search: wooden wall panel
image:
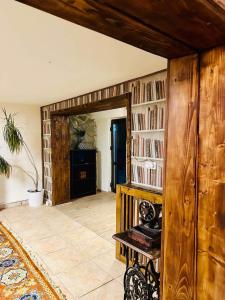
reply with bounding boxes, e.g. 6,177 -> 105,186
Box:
51,115 -> 70,205
197,46 -> 225,299
162,55 -> 199,299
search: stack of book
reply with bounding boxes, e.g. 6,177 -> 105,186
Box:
132,105 -> 165,131
131,79 -> 166,105
131,136 -> 164,158
132,164 -> 163,188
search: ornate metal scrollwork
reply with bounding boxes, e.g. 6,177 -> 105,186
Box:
145,261 -> 160,300
124,266 -> 149,300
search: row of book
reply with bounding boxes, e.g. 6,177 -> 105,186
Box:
43,122 -> 51,135
132,105 -> 165,131
44,165 -> 52,177
132,164 -> 163,188
131,136 -> 164,158
131,79 -> 166,105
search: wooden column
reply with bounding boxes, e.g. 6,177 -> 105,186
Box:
197,46 -> 225,299
162,55 -> 199,299
51,115 -> 70,205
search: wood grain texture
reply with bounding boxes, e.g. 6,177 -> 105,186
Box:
51,115 -> 70,205
162,55 -> 199,299
51,94 -> 130,116
197,46 -> 225,299
16,0 -> 193,58
101,0 -> 225,50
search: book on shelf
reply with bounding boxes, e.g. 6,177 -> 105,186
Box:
131,136 -> 164,159
132,105 -> 165,131
131,163 -> 163,188
131,78 -> 166,105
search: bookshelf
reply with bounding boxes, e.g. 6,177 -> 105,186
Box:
132,98 -> 166,107
131,156 -> 163,161
132,129 -> 164,133
131,70 -> 166,192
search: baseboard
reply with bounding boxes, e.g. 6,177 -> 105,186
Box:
0,199 -> 28,210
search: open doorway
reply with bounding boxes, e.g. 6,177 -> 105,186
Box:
111,118 -> 127,192
69,107 -> 127,199
50,94 -> 131,206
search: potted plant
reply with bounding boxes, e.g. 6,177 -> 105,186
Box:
0,109 -> 43,207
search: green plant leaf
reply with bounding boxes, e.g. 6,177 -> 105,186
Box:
2,108 -> 23,153
0,155 -> 11,177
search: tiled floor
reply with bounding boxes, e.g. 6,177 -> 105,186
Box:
0,192 -> 124,299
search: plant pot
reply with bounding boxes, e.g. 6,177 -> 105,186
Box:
27,189 -> 44,207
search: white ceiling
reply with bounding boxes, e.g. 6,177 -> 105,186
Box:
0,0 -> 167,106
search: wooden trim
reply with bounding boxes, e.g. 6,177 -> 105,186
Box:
50,94 -> 132,204
51,115 -> 70,206
197,45 -> 225,299
120,184 -> 162,204
160,63 -> 170,298
116,184 -> 122,260
162,54 -> 199,300
41,69 -> 167,109
50,93 -> 130,115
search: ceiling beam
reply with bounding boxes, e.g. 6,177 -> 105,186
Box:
16,0 -> 193,59
100,0 -> 225,50
16,0 -> 225,58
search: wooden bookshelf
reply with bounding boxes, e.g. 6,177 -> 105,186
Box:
131,181 -> 163,191
131,70 -> 166,192
132,98 -> 166,107
132,156 -> 163,161
132,129 -> 164,133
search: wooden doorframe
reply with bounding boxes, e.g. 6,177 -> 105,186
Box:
50,93 -> 132,206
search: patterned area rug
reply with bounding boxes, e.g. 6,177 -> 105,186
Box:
0,223 -> 65,300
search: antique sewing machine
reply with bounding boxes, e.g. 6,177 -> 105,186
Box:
113,201 -> 162,300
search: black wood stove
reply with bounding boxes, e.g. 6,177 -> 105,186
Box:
113,201 -> 162,300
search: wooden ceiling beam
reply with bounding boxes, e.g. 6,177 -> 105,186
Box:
100,0 -> 225,51
16,0 -> 225,58
16,0 -> 194,58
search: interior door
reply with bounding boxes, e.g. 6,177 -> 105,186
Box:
51,115 -> 70,205
111,118 -> 127,192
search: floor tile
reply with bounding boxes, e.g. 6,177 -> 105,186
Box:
91,249 -> 125,278
80,279 -> 124,300
29,234 -> 69,255
42,246 -> 87,274
57,261 -> 113,297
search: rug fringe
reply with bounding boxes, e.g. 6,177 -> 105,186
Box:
1,221 -> 67,300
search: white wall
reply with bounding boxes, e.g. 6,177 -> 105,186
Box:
0,103 -> 42,204
0,1 -> 167,105
90,108 -> 126,192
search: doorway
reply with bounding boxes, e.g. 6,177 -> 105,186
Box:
50,94 -> 131,205
111,118 -> 127,192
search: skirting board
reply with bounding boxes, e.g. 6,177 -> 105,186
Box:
0,199 -> 28,210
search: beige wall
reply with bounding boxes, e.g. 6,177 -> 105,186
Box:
0,1 -> 167,106
0,103 -> 42,204
91,108 -> 127,192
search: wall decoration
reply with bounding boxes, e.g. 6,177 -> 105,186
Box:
70,114 -> 96,150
